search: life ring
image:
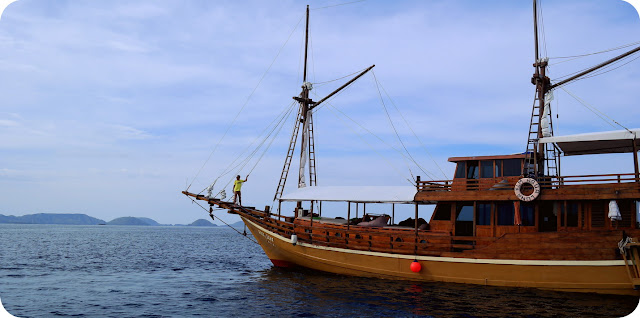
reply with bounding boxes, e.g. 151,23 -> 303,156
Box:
514,178 -> 540,202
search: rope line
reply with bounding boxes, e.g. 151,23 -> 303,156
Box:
578,54 -> 640,81
187,15 -> 305,191
311,0 -> 367,10
376,77 -> 449,180
320,98 -> 415,185
213,102 -> 297,198
372,70 -> 435,181
199,101 -> 297,195
312,67 -> 370,87
559,86 -> 630,132
186,195 -> 258,244
550,41 -> 640,60
551,48 -> 640,83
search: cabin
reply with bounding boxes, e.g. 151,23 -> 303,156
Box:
418,129 -> 640,239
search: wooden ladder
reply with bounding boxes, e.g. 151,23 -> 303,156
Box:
307,112 -> 317,187
274,106 -> 304,200
524,95 -> 541,177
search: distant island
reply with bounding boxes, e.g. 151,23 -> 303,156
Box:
0,213 -> 106,225
0,213 -> 237,227
188,219 -> 217,227
107,216 -> 159,226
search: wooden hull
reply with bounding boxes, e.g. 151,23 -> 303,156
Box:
243,216 -> 640,295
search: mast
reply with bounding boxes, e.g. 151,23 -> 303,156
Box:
524,0 -> 640,179
273,6 -> 374,201
298,5 -> 316,188
525,0 -> 551,178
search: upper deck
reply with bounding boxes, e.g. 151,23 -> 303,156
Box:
415,153 -> 640,202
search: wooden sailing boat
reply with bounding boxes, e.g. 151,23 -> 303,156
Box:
184,2 -> 640,295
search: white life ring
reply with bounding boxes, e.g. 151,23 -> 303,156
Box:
514,178 -> 540,202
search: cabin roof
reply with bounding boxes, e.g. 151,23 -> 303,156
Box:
539,128 -> 640,156
447,153 -> 527,162
280,186 -> 417,203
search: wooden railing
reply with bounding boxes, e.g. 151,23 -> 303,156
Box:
417,173 -> 639,192
289,219 -> 498,256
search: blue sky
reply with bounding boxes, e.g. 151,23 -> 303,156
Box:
0,0 -> 639,224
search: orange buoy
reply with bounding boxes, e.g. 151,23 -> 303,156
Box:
410,260 -> 421,273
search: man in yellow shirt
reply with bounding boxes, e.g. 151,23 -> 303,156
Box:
233,175 -> 248,205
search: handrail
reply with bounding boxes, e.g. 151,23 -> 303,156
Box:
416,172 -> 639,192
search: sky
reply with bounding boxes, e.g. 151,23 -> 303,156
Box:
0,0 -> 639,225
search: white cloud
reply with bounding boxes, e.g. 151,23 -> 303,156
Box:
0,0 -> 638,224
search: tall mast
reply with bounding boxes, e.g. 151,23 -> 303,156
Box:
524,0 -> 551,178
298,4 -> 316,189
274,5 -> 374,200
533,0 -> 539,75
303,5 -> 310,83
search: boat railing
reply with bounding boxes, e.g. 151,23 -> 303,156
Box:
548,173 -> 639,187
289,218 -> 497,256
416,180 -> 452,191
417,172 -> 639,192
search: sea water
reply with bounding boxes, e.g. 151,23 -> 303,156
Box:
0,224 -> 638,317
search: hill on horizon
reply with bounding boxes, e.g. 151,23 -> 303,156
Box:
188,219 -> 217,227
0,213 -> 106,225
107,217 -> 159,226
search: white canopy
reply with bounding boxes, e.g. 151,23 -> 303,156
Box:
539,128 -> 640,156
279,186 -> 417,203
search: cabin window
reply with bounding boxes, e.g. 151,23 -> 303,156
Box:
591,201 -> 606,228
521,204 -> 535,226
456,204 -> 474,222
480,161 -> 494,178
467,161 -> 479,179
617,200 -> 632,228
502,159 -> 522,177
455,162 -> 465,178
497,203 -> 514,225
567,202 -> 579,227
433,203 -> 452,221
477,203 -> 491,226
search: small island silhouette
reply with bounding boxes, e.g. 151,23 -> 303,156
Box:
0,213 -> 234,227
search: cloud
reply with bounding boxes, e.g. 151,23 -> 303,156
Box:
0,0 -> 638,224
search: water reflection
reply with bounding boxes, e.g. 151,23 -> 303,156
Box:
251,267 -> 638,317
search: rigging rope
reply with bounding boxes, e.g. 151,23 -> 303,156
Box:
319,97 -> 416,185
550,41 -> 640,60
211,101 -> 297,198
187,15 -> 305,191
376,78 -> 449,180
551,47 -> 640,83
311,0 -> 367,11
372,70 -> 435,181
312,67 -> 370,87
559,86 -> 631,132
578,54 -> 640,81
199,101 -> 297,195
538,0 -> 548,59
186,195 -> 258,244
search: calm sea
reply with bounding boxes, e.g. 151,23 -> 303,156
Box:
0,224 -> 638,317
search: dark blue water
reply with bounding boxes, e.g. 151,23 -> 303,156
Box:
0,224 -> 637,317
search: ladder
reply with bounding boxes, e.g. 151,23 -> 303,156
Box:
274,106 -> 303,200
307,112 -> 317,187
524,94 -> 542,177
544,110 -> 559,183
